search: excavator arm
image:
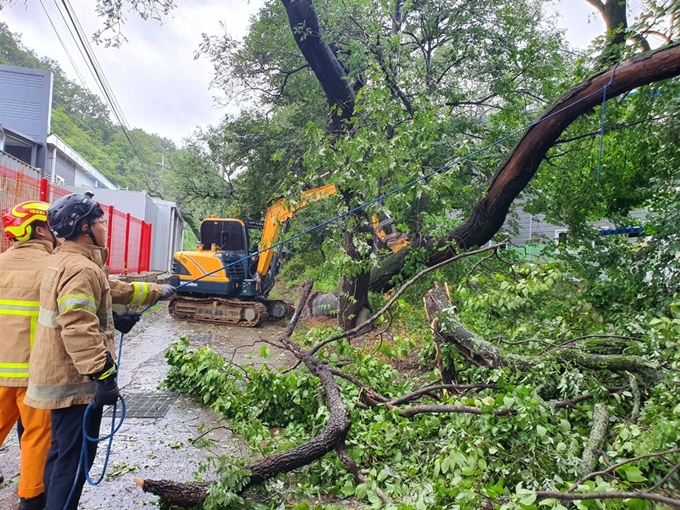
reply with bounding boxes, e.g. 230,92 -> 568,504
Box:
254,183 -> 411,280
255,184 -> 339,278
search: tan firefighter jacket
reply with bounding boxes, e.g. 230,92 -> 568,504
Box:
0,240 -> 54,387
25,241 -> 162,409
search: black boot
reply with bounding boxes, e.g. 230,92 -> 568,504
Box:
19,493 -> 45,510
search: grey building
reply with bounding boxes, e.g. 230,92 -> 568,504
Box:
0,63 -> 183,272
0,64 -> 52,170
493,204 -> 646,247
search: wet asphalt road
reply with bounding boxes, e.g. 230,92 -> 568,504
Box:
0,304 -> 293,509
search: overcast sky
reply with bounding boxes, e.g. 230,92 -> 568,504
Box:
2,0 -> 605,145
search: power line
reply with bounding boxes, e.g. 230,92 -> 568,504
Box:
38,0 -> 88,88
55,0 -> 147,164
62,0 -> 132,129
51,0 -> 115,109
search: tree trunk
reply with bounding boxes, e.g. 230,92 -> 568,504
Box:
338,216 -> 372,329
370,43 -> 680,290
279,0 -> 355,134
280,0 -> 374,328
593,0 -> 630,65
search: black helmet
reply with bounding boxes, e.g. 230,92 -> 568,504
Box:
48,191 -> 98,238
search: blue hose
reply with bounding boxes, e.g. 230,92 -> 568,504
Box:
61,330 -> 126,510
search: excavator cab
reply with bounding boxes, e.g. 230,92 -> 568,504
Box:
200,218 -> 249,252
169,216 -> 254,299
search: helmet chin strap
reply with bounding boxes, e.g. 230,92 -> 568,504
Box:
49,229 -> 58,250
83,225 -> 99,247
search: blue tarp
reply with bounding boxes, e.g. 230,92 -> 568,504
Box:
599,226 -> 643,236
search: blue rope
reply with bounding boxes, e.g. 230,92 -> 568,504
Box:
62,331 -> 126,510
597,64 -> 619,184
64,77 -> 616,510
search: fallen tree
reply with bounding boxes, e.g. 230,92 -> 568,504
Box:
422,282 -> 660,386
370,42 -> 680,291
134,269 -> 677,508
136,280 -> 358,506
134,247 -> 500,507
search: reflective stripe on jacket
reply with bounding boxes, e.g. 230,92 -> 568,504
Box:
0,240 -> 54,387
109,280 -> 161,308
25,241 -> 162,409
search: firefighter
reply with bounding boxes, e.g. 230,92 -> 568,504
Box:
0,201 -> 58,510
24,191 -> 176,510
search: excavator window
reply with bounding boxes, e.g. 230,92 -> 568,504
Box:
200,220 -> 248,252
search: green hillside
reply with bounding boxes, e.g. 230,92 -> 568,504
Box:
0,22 -> 176,193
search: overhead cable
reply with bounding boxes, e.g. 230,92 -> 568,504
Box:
56,0 -> 147,164
38,0 -> 88,88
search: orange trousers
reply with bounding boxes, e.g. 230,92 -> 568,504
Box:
0,386 -> 51,498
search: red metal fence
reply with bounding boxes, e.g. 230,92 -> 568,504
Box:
1,165 -> 151,274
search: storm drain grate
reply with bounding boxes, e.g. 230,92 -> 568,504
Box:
190,333 -> 214,343
104,392 -> 179,419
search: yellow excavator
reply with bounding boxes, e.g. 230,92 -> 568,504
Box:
168,184 -> 409,327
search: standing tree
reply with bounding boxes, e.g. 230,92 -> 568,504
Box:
12,0 -> 680,325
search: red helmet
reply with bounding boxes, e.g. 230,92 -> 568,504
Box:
2,201 -> 51,242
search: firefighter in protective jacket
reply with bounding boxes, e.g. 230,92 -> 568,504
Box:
24,192 -> 176,510
0,201 -> 58,510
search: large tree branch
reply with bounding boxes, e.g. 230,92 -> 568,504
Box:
423,283 -> 660,384
448,42 -> 680,254
136,281 -> 352,506
370,43 -> 680,289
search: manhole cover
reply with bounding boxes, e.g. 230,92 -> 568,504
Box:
104,392 -> 179,419
190,333 -> 213,343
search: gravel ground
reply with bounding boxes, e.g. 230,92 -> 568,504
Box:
0,304 -> 293,509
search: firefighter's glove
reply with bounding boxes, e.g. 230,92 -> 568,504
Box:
89,352 -> 119,407
94,376 -> 120,408
112,311 -> 141,334
159,284 -> 177,300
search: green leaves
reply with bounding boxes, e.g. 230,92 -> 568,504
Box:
618,466 -> 647,483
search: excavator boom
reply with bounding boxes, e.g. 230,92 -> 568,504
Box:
256,184 -> 338,277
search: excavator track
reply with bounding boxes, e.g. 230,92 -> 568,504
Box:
169,296 -> 269,327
